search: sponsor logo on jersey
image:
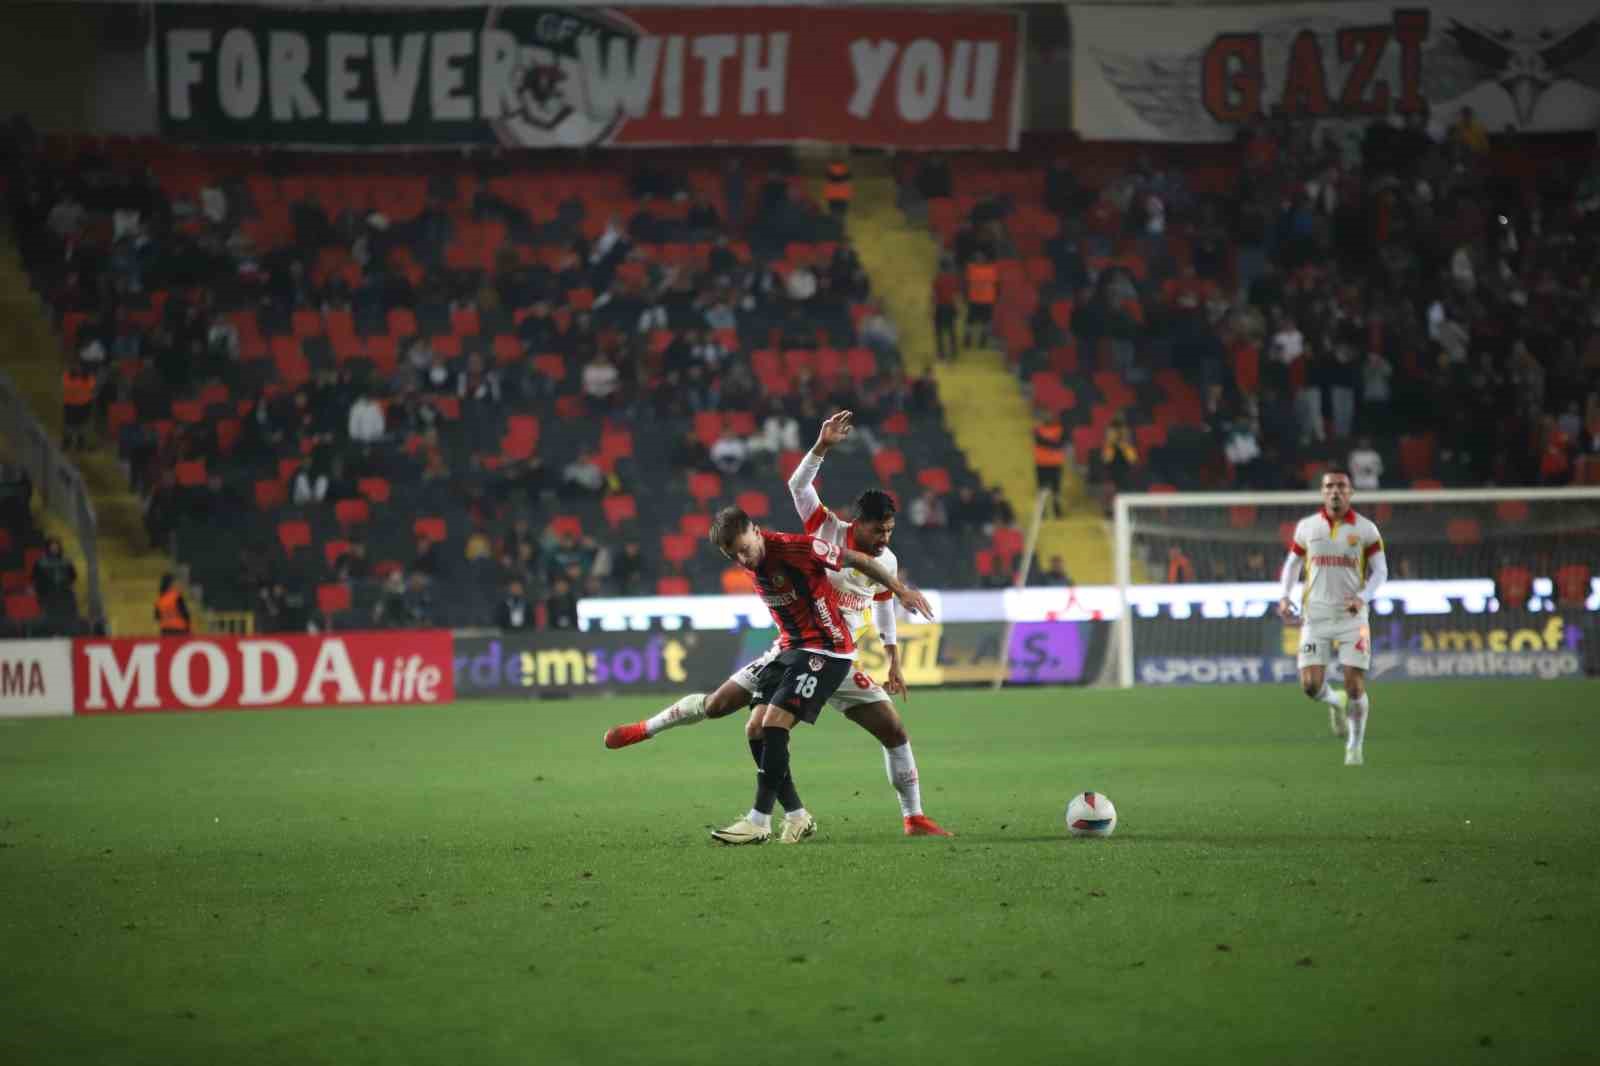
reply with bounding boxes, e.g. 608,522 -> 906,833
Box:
813,598 -> 848,646
809,656 -> 825,672
762,592 -> 800,607
1310,555 -> 1357,568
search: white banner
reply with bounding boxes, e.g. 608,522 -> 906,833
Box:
0,640 -> 74,719
1071,1 -> 1600,140
577,577 -> 1600,631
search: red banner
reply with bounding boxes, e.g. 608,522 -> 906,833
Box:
155,5 -> 1022,149
72,631 -> 455,714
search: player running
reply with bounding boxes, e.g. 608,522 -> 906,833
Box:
700,505 -> 933,844
1277,467 -> 1387,766
605,411 -> 953,838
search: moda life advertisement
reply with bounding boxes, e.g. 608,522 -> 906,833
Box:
154,4 -> 1022,148
1071,0 -> 1600,141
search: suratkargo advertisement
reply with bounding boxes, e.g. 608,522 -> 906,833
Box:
155,4 -> 1022,148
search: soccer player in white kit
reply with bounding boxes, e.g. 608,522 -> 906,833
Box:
603,411 -> 952,838
1276,468 -> 1388,765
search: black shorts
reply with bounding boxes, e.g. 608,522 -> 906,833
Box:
934,305 -> 957,328
750,649 -> 854,725
966,303 -> 993,324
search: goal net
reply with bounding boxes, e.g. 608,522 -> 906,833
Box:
1111,488 -> 1600,688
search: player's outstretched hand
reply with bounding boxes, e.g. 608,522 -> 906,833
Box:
1276,596 -> 1297,622
898,587 -> 935,621
816,410 -> 853,451
884,664 -> 909,700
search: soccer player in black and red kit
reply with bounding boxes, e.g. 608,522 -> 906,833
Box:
703,505 -> 933,844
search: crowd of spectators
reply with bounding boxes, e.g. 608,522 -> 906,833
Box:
909,112 -> 1600,507
4,121 -> 986,631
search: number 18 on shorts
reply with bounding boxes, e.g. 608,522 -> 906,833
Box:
753,649 -> 854,724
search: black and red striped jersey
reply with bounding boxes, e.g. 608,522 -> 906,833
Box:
750,530 -> 854,657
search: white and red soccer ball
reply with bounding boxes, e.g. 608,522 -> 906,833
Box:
1065,791 -> 1117,837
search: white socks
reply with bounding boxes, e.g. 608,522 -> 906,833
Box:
1313,682 -> 1343,709
645,693 -> 707,737
785,808 -> 810,822
1347,694 -> 1370,751
745,809 -> 772,829
883,742 -> 923,817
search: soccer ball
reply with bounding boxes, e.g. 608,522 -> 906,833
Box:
1065,791 -> 1117,837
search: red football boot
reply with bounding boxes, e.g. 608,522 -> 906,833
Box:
903,814 -> 953,837
603,722 -> 651,749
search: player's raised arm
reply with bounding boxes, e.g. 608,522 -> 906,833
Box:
841,547 -> 933,621
788,410 -> 851,530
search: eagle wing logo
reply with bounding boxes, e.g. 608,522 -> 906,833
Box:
1091,45 -> 1213,140
1426,17 -> 1600,127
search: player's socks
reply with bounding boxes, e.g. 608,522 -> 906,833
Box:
744,809 -> 772,830
1345,693 -> 1369,763
1312,681 -> 1343,708
644,693 -> 707,737
749,737 -> 805,813
882,742 -> 923,818
753,727 -> 791,817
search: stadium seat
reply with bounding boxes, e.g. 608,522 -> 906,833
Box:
254,480 -> 286,511
2,571 -> 31,593
292,309 -> 323,338
679,513 -> 712,539
656,576 -> 691,595
661,533 -> 696,566
736,490 -> 771,519
548,514 -> 583,540
357,477 -> 391,504
1495,500 -> 1529,523
316,583 -> 352,616
322,539 -> 352,569
532,354 -> 567,382
175,460 -> 207,487
387,308 -> 418,337
1399,435 -> 1436,481
334,498 -> 371,529
554,395 -> 586,420
1228,505 -> 1257,529
4,593 -> 41,623
602,494 -> 638,529
693,411 -> 724,448
880,412 -> 910,436
171,400 -> 204,424
688,470 -> 723,506
1445,518 -> 1482,546
600,428 -> 633,462
215,418 -> 241,455
277,520 -> 312,555
871,448 -> 906,482
492,334 -> 523,365
973,549 -> 995,580
414,516 -> 447,543
992,526 -> 1024,561
916,467 -> 953,495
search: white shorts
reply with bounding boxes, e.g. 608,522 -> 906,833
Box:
1296,620 -> 1372,672
731,646 -> 889,710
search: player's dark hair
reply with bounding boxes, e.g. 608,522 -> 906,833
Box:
708,506 -> 752,551
854,489 -> 897,523
1321,466 -> 1353,484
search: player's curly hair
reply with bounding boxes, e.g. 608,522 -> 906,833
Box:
853,489 -> 897,523
709,506 -> 753,551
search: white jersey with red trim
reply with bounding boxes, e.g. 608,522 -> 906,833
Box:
789,452 -> 899,642
1289,508 -> 1385,627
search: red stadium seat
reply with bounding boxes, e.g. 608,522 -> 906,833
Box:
277,520 -> 312,555
548,514 -> 583,540
688,470 -> 723,506
992,526 -> 1024,561
735,491 -> 771,519
335,498 -> 370,529
175,460 -> 207,487
916,467 -> 952,495
602,494 -> 638,529
254,480 -> 287,510
357,477 -> 391,504
414,516 -> 447,543
322,539 -> 352,569
656,576 -> 692,595
1495,500 -> 1529,523
661,533 -> 696,566
871,448 -> 906,482
5,593 -> 41,623
679,513 -> 712,539
316,583 -> 352,616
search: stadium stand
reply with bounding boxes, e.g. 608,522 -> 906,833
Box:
7,136 -> 1007,629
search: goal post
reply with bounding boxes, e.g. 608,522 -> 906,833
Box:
1112,487 -> 1600,689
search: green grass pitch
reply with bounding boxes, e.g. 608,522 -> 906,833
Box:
3,680 -> 1599,1066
